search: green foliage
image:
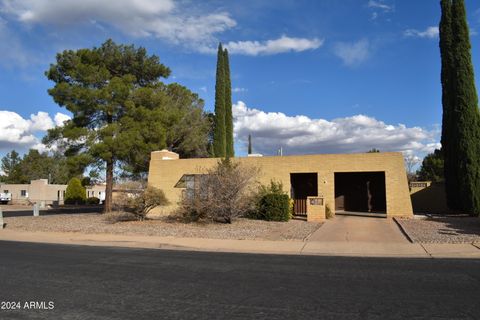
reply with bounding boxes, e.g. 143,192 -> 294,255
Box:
213,43 -> 226,157
212,44 -> 235,158
1,150 -> 25,183
440,0 -> 480,214
65,177 -> 86,205
417,149 -> 444,182
44,39 -> 210,211
0,149 -> 83,184
86,197 -> 100,205
367,148 -> 380,153
257,194 -> 291,222
250,180 -> 291,221
223,48 -> 234,158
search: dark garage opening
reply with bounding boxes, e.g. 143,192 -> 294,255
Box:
290,173 -> 318,216
334,172 -> 386,214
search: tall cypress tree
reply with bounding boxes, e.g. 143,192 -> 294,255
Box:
213,43 -> 226,157
224,48 -> 234,158
439,0 -> 458,209
450,0 -> 480,214
248,134 -> 252,154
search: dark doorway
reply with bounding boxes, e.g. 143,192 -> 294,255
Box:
334,172 -> 386,213
290,173 -> 318,216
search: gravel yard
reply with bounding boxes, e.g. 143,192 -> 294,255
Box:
3,213 -> 321,241
396,216 -> 480,244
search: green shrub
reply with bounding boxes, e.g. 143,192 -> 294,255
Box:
64,177 -> 86,205
257,193 -> 290,221
86,197 -> 100,205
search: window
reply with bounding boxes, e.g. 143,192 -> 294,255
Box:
3,190 -> 8,193
175,174 -> 208,200
20,190 -> 27,197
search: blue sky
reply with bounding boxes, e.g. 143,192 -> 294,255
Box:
1,0 -> 479,161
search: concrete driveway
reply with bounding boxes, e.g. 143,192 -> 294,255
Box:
308,215 -> 410,243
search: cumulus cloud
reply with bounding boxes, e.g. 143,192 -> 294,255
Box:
1,0 -> 235,52
367,0 -> 393,12
333,39 -> 370,66
404,26 -> 439,39
0,110 -> 70,151
233,101 -> 440,157
1,0 -> 321,56
224,36 -> 324,56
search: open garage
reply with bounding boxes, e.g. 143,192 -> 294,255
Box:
334,172 -> 386,214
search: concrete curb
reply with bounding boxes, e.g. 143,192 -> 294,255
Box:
1,229 -> 480,259
392,217 -> 414,243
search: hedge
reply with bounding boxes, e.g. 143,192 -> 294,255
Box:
257,193 -> 290,221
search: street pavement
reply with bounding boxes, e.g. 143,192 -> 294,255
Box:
0,241 -> 480,319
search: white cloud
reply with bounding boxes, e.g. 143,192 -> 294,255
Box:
1,0 -> 235,53
333,39 -> 370,66
367,0 -> 393,12
54,112 -> 71,127
1,0 -> 323,56
0,110 -> 70,151
232,87 -> 248,93
224,36 -> 323,56
233,101 -> 440,157
404,26 -> 439,39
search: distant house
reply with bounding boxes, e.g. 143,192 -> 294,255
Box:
0,179 -> 105,206
147,149 -> 413,221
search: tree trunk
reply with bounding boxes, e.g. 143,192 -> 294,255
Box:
104,159 -> 114,213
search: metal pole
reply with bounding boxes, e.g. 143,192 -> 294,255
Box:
33,203 -> 39,217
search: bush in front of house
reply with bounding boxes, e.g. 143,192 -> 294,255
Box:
249,180 -> 292,221
257,193 -> 290,221
64,177 -> 86,205
179,158 -> 259,223
111,185 -> 169,221
86,197 -> 100,205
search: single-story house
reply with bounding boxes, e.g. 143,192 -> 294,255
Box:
147,149 -> 413,221
0,179 -> 106,206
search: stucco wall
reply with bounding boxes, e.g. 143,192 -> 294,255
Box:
147,151 -> 413,217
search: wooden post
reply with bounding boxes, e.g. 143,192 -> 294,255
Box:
0,208 -> 4,229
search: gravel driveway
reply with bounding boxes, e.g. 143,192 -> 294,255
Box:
3,213 -> 321,241
396,216 -> 480,244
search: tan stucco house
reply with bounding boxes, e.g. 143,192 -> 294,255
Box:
0,179 -> 105,206
147,149 -> 413,221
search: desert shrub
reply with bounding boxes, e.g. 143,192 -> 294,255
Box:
257,193 -> 290,221
65,177 -> 86,205
179,158 -> 259,223
326,204 -> 334,219
249,180 -> 292,221
113,186 -> 169,221
86,197 -> 100,205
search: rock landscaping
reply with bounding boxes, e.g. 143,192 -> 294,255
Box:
396,216 -> 480,244
3,213 -> 321,241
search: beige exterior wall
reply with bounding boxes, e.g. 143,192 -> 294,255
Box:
1,180 -> 106,205
147,150 -> 413,217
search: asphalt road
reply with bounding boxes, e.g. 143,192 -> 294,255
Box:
0,241 -> 479,319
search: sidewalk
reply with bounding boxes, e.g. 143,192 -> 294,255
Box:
1,229 -> 480,258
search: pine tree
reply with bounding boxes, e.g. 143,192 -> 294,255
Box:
450,0 -> 480,214
224,48 -> 234,158
213,43 -> 226,157
439,0 -> 458,209
248,134 -> 252,154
